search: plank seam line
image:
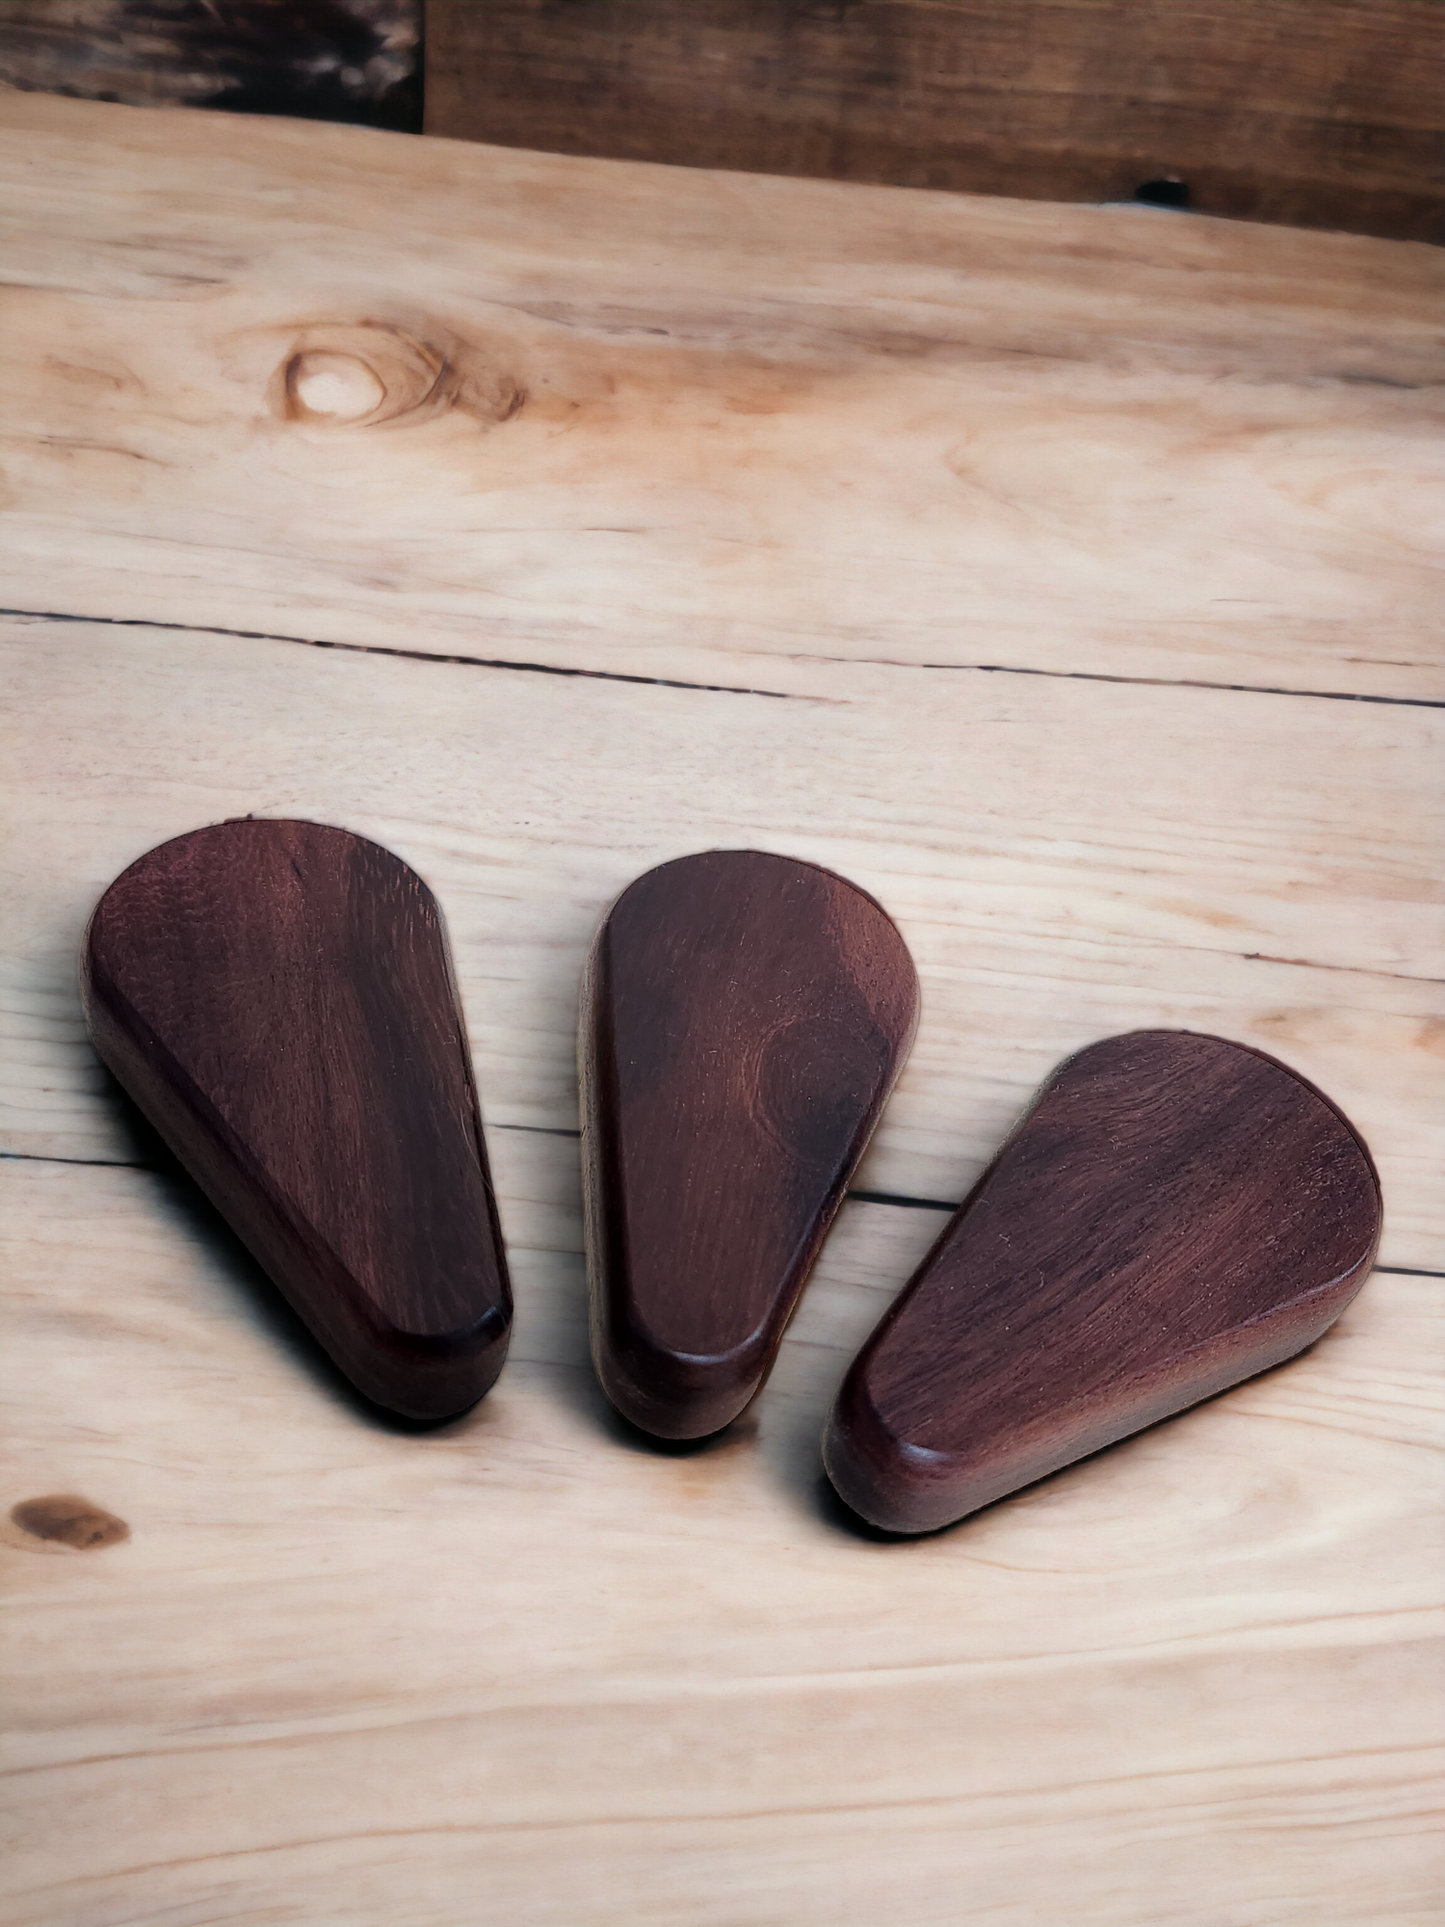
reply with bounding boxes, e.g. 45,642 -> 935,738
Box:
5,1152 -> 1439,1279
958,663 -> 1445,710
8,606 -> 1441,709
2,1150 -> 150,1170
813,653 -> 1444,710
0,608 -> 802,702
849,1188 -> 957,1211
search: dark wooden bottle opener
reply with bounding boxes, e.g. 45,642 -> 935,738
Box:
581,849 -> 919,1440
825,1030 -> 1381,1533
81,819 -> 511,1421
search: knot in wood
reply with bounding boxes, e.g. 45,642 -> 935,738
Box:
271,321 -> 523,429
286,349 -> 387,423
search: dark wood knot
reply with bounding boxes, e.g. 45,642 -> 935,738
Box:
9,1494 -> 130,1550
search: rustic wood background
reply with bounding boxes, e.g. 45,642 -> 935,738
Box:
0,0 -> 422,129
426,0 -> 1445,240
2,1 -> 1441,237
0,91 -> 1442,1926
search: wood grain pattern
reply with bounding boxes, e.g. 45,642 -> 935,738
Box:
81,818 -> 511,1420
1,96 -> 1443,709
426,0 -> 1445,242
582,850 -> 917,1437
0,98 -> 1441,1927
2,1157 -> 1440,1925
0,0 -> 422,130
826,1030 -> 1382,1532
6,610 -> 1442,1262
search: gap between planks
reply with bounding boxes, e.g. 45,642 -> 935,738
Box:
6,606 -> 1442,712
3,1152 -> 1441,1280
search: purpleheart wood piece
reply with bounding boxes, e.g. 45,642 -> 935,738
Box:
824,1030 -> 1382,1533
81,819 -> 511,1421
581,849 -> 919,1440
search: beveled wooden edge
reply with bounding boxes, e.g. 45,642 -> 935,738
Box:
822,1029 -> 1383,1534
579,848 -> 920,1440
80,817 -> 513,1423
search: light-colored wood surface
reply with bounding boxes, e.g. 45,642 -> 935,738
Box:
1,92 -> 1443,704
1,95 -> 1442,1927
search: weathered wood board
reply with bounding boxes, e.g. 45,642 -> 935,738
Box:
426,0 -> 1445,242
0,0 -> 422,130
4,612 -> 1442,1261
0,96 -> 1441,1927
0,95 -> 1442,704
4,1158 -> 1441,1925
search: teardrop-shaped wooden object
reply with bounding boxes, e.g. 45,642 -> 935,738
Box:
825,1030 -> 1381,1533
81,819 -> 511,1421
581,850 -> 919,1440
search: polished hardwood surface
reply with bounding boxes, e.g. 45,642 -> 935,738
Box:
826,1031 -> 1383,1533
1,99 -> 1440,1927
81,818 -> 511,1421
582,850 -> 917,1438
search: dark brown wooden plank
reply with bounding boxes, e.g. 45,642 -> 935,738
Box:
81,817 -> 511,1421
824,1030 -> 1382,1534
0,1 -> 421,131
581,849 -> 918,1439
426,0 -> 1444,241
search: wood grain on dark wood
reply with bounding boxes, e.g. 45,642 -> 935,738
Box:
426,0 -> 1445,243
0,1 -> 422,131
80,818 -> 511,1421
581,849 -> 918,1440
824,1030 -> 1383,1534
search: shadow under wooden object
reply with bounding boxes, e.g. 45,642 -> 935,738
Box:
0,0 -> 422,131
425,0 -> 1444,242
0,93 -> 1440,1924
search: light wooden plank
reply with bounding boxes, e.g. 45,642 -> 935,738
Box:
1,95 -> 1442,703
1,97 -> 1441,1927
2,613 -> 1440,1266
1,1155 -> 1440,1926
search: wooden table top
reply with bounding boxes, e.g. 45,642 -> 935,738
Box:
1,93 -> 1440,1927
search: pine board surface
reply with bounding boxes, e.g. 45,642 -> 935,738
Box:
1,95 -> 1443,703
0,95 -> 1441,1927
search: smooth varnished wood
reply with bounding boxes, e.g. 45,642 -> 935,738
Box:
582,850 -> 918,1438
80,818 -> 511,1421
826,1031 -> 1383,1534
